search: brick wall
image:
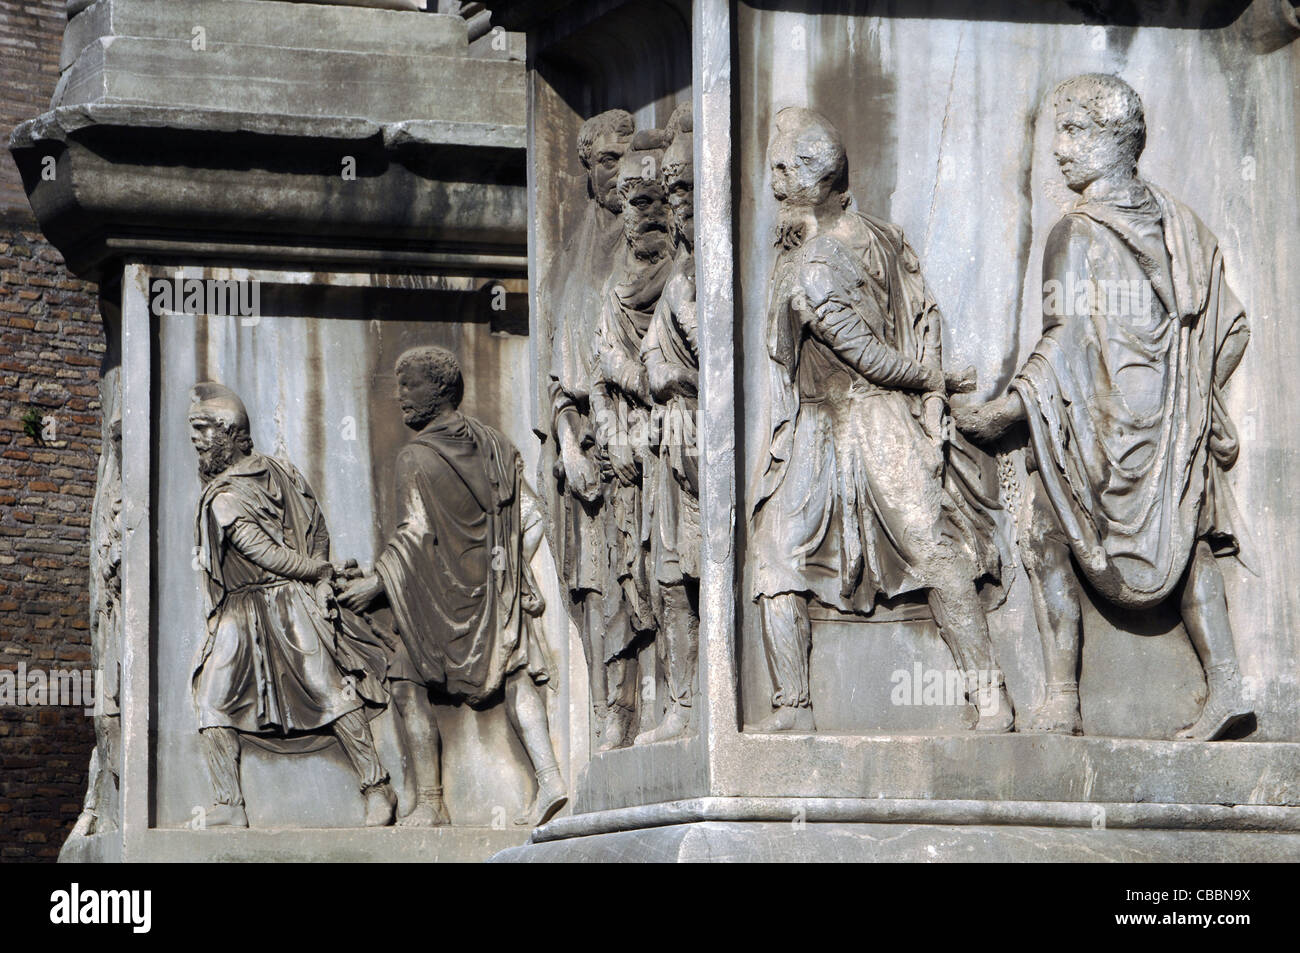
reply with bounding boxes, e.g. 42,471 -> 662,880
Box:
1,0 -> 102,862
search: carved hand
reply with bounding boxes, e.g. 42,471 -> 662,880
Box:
608,438 -> 639,487
560,438 -> 602,503
952,391 -> 1025,444
944,365 -> 978,395
337,572 -> 384,613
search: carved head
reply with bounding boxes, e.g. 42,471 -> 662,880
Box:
617,129 -> 673,262
662,103 -> 694,249
394,345 -> 464,431
578,109 -> 636,214
188,382 -> 252,482
1051,74 -> 1146,192
768,107 -> 848,209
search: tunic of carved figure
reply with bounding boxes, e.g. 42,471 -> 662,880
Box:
1011,183 -> 1248,610
549,200 -> 625,599
193,453 -> 389,736
751,210 -> 1003,613
375,410 -> 550,706
641,248 -> 700,586
593,250 -> 673,651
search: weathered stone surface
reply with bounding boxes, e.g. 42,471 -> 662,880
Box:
9,104 -> 527,281
494,819 -> 1300,863
62,1 -> 464,73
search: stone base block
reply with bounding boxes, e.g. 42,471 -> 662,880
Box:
493,820 -> 1300,863
61,827 -> 529,863
491,798 -> 1300,863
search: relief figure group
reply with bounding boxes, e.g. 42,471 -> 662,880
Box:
180,71 -> 1258,830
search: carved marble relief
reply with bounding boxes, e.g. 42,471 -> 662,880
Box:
637,103 -> 700,744
67,371 -> 123,841
338,346 -> 568,826
185,348 -> 569,830
187,382 -> 397,828
747,107 -> 1013,734
954,74 -> 1255,741
549,109 -> 643,751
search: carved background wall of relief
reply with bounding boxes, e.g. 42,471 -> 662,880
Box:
736,1 -> 1299,740
146,272 -> 570,829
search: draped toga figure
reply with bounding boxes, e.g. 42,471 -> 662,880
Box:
589,126 -> 676,746
637,103 -> 700,744
956,74 -> 1254,740
340,346 -> 568,826
750,107 -> 1013,733
548,109 -> 643,751
188,382 -> 396,828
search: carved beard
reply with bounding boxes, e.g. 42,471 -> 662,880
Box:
196,430 -> 239,483
402,395 -> 442,431
628,228 -> 671,262
775,205 -> 818,251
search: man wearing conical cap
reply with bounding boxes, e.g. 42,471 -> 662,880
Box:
188,382 -> 395,827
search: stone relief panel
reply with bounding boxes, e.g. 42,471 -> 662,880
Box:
546,104 -> 701,752
736,2 -> 1295,741
748,106 -> 1013,734
954,74 -> 1254,740
151,274 -> 569,829
66,366 -> 123,843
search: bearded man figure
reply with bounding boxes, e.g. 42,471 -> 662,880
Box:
590,127 -> 676,747
750,107 -> 1013,733
637,103 -> 700,744
339,346 -> 568,827
188,382 -> 396,828
955,74 -> 1254,740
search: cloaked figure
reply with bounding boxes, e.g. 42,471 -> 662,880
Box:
956,74 -> 1254,740
750,108 -> 1013,733
339,346 -> 568,827
188,382 -> 396,828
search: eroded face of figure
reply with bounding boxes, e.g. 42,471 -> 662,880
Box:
768,126 -> 838,208
1053,99 -> 1128,193
190,414 -> 240,483
396,365 -> 444,431
590,130 -> 631,214
663,155 -> 694,248
619,175 -> 672,261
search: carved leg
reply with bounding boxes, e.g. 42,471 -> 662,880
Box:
598,600 -> 639,751
577,589 -> 613,746
1176,541 -> 1254,741
927,566 -> 1013,733
390,680 -> 449,826
635,581 -> 696,744
505,671 -> 568,826
754,592 -> 815,731
1020,473 -> 1084,735
199,726 -> 248,828
331,709 -> 395,826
